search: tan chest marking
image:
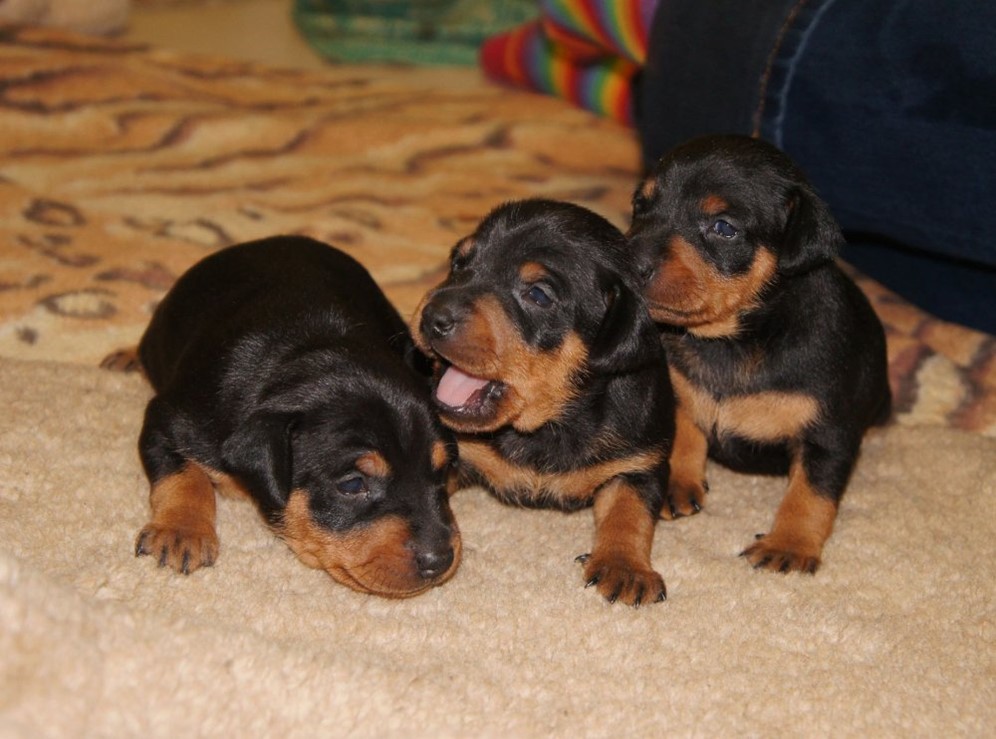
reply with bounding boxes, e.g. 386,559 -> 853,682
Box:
669,367 -> 819,442
458,437 -> 663,503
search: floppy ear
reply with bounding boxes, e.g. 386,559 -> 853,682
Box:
778,186 -> 843,275
220,412 -> 295,522
588,279 -> 659,375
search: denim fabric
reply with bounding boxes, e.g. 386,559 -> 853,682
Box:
636,0 -> 802,162
762,0 -> 996,266
637,0 -> 996,333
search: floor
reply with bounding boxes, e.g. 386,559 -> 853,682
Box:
124,0 -> 327,70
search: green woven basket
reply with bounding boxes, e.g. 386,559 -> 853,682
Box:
293,0 -> 536,66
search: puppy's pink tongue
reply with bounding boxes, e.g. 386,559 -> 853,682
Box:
436,366 -> 490,408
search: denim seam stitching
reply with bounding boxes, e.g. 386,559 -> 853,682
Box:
752,0 -> 810,137
765,0 -> 841,147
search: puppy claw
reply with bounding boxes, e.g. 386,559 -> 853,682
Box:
575,553 -> 591,565
608,582 -> 627,603
181,550 -> 192,576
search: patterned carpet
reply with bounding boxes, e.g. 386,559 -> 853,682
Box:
0,26 -> 993,435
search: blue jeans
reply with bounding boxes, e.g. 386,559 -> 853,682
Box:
636,0 -> 996,333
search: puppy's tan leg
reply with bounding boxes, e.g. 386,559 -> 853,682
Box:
580,478 -> 666,606
663,403 -> 708,519
740,458 -> 837,574
136,464 -> 219,575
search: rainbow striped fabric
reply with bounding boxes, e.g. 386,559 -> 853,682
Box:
479,0 -> 658,126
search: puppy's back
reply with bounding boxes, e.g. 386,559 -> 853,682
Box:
139,236 -> 406,392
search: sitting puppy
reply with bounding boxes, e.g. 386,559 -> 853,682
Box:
411,199 -> 674,606
103,236 -> 461,598
627,135 -> 891,574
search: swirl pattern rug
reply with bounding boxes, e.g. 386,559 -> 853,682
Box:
0,26 -> 993,737
0,27 -> 993,435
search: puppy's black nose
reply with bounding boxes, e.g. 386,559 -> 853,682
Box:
416,544 -> 454,580
421,302 -> 457,339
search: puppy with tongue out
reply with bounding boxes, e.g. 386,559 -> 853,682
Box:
411,199 -> 676,606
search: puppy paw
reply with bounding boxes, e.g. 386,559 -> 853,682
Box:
740,534 -> 820,574
136,523 -> 219,575
576,553 -> 666,606
100,347 -> 141,372
661,477 -> 707,520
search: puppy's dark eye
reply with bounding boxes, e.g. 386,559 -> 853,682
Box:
711,219 -> 739,239
525,284 -> 554,308
632,193 -> 651,217
335,474 -> 368,496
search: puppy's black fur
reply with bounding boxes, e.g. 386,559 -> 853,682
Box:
105,236 -> 460,597
411,199 -> 674,606
628,135 -> 890,573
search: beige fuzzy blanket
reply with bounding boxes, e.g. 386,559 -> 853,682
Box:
1,28 -> 994,736
2,359 -> 994,736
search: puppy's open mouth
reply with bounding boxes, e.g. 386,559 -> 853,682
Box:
434,363 -> 506,421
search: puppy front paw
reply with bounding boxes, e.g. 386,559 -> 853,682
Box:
661,477 -> 707,520
740,534 -> 820,574
136,522 -> 219,575
576,553 -> 666,606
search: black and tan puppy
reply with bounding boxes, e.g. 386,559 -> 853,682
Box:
104,236 -> 461,597
627,134 -> 891,574
411,199 -> 674,606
